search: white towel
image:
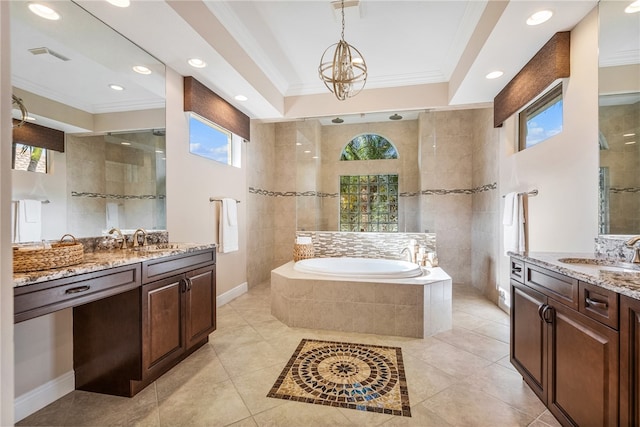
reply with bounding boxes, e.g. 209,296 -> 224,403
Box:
16,199 -> 42,242
219,198 -> 239,253
503,193 -> 525,255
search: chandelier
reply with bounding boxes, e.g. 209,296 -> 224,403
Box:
318,0 -> 367,100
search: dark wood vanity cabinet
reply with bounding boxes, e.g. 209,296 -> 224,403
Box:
620,295 -> 640,426
73,249 -> 216,397
510,261 -> 619,426
140,264 -> 216,385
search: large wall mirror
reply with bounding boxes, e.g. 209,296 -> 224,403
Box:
598,0 -> 640,235
10,0 -> 166,240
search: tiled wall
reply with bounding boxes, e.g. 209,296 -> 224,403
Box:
247,108 -> 500,289
599,102 -> 640,234
66,132 -> 165,237
595,235 -> 638,263
295,231 -> 436,260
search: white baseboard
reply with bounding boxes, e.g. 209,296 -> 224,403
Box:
217,282 -> 248,307
15,370 -> 75,423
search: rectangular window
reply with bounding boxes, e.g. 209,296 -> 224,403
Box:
12,143 -> 47,173
518,83 -> 563,151
188,112 -> 240,167
339,174 -> 398,232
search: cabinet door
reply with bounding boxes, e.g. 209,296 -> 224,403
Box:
511,280 -> 547,403
185,265 -> 216,349
142,275 -> 185,376
549,302 -> 619,427
621,295 -> 640,426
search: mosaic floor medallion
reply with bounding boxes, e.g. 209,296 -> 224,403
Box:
267,339 -> 411,417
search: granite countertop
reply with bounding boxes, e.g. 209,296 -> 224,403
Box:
14,243 -> 217,288
508,251 -> 640,300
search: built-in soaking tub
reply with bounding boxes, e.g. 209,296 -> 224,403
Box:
271,258 -> 452,338
293,257 -> 425,279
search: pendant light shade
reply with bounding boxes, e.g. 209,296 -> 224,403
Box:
318,0 -> 367,100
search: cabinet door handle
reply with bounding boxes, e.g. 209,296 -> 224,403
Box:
513,266 -> 522,273
186,277 -> 193,291
180,279 -> 187,293
538,304 -> 546,320
65,285 -> 91,294
585,297 -> 608,310
541,305 -> 554,324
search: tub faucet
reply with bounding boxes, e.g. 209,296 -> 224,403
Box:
108,227 -> 127,249
625,236 -> 640,263
132,228 -> 148,247
401,239 -> 419,263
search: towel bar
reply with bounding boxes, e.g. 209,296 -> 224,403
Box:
502,189 -> 538,198
209,197 -> 240,203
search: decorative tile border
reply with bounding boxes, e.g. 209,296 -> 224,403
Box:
610,187 -> 640,194
77,231 -> 169,252
296,231 -> 436,259
267,339 -> 411,417
71,191 -> 165,200
249,182 -> 496,199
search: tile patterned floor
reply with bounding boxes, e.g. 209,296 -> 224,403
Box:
267,339 -> 411,416
18,282 -> 562,427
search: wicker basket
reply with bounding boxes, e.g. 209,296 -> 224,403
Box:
13,234 -> 84,273
293,243 -> 315,262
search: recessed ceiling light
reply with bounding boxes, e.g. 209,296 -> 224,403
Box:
625,141 -> 637,145
132,65 -> 151,75
486,70 -> 504,79
188,58 -> 207,68
109,84 -> 124,91
625,0 -> 640,13
331,117 -> 344,124
389,113 -> 403,120
623,133 -> 636,137
106,0 -> 130,7
296,142 -> 302,146
234,95 -> 248,102
312,156 -> 319,159
28,3 -> 61,20
120,142 -> 131,146
304,150 -> 311,154
527,10 -> 553,26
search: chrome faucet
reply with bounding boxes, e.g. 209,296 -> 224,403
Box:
132,228 -> 148,247
108,227 -> 127,249
401,239 -> 418,263
625,236 -> 640,263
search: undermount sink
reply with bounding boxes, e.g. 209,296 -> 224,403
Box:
558,257 -> 640,273
133,243 -> 192,253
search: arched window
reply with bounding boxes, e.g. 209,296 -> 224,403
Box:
340,134 -> 398,161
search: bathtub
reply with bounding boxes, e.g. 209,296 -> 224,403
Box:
271,259 -> 452,338
293,257 -> 425,279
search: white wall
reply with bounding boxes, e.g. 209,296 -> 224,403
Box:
499,8 -> 599,287
1,2 -> 15,423
165,68 -> 248,296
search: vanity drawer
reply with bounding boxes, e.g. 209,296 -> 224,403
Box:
510,259 -> 525,283
142,249 -> 215,284
14,264 -> 141,323
579,282 -> 619,330
525,264 -> 579,309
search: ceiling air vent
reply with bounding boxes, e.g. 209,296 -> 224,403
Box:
28,47 -> 70,62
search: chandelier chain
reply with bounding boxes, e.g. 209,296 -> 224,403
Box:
341,0 -> 345,41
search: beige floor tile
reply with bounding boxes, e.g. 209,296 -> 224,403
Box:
452,310 -> 492,330
422,384 -> 535,426
158,378 -> 250,426
433,328 -> 510,362
155,344 -> 229,402
461,363 -> 547,418
472,320 -> 511,343
402,353 -> 459,405
217,305 -> 250,331
211,324 -> 268,356
252,401 -> 352,427
227,416 -> 258,427
380,402 -> 454,426
16,392 -> 75,426
336,406 -> 395,425
497,354 -> 518,372
229,293 -> 271,311
234,306 -> 279,326
217,340 -> 288,378
63,389 -> 155,426
535,410 -> 563,427
231,363 -> 289,415
410,340 -> 493,379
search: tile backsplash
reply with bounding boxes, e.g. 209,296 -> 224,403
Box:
595,235 -> 638,262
